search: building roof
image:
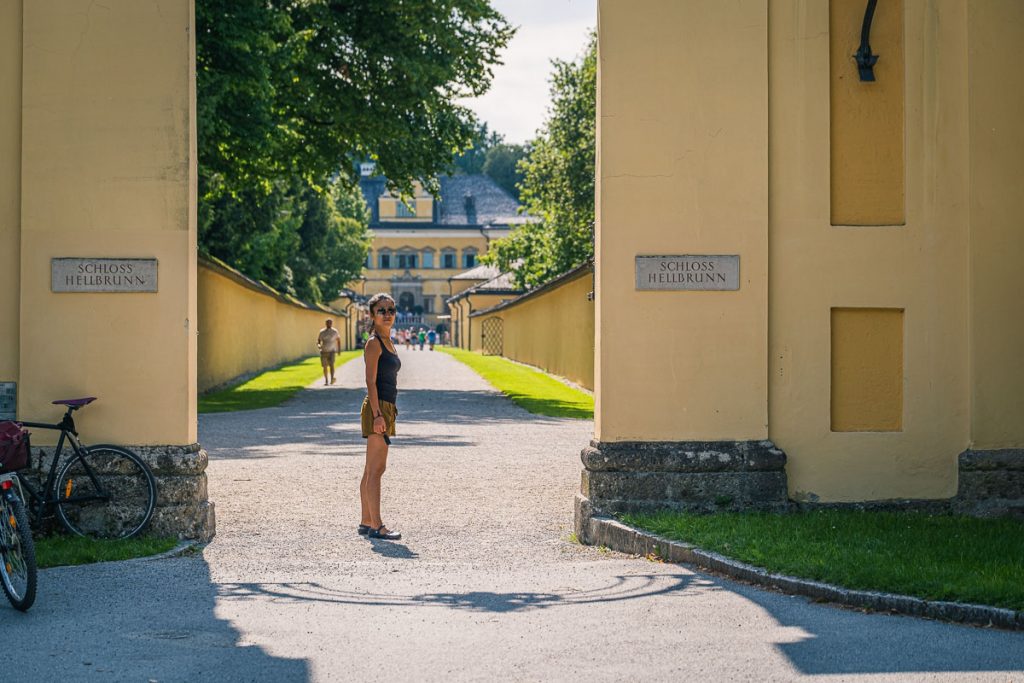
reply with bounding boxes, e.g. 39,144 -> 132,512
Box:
469,260 -> 594,318
446,271 -> 524,304
359,173 -> 528,229
450,264 -> 501,281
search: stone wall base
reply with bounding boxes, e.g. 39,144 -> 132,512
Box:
575,439 -> 790,542
956,448 -> 1024,519
25,443 -> 215,541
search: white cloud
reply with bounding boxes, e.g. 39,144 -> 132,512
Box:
457,0 -> 596,144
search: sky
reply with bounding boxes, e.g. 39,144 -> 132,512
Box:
457,0 -> 597,145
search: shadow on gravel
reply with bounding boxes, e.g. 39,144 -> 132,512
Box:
704,573 -> 1024,676
368,540 -> 420,559
199,386 -> 571,460
218,573 -> 694,614
1,558 -> 308,681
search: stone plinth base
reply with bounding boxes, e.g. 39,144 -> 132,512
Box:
27,443 -> 215,541
956,449 -> 1024,519
575,439 -> 789,543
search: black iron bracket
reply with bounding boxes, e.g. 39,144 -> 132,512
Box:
854,0 -> 880,81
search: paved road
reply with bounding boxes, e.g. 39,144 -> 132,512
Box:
4,348 -> 1024,682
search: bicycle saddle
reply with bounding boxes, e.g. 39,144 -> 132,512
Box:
52,397 -> 97,407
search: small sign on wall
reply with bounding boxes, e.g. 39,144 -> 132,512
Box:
0,383 -> 15,421
635,255 -> 740,291
51,258 -> 158,293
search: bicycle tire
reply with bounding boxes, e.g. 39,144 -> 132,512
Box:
0,492 -> 37,611
54,445 -> 157,539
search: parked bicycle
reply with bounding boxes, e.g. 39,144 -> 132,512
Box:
0,422 -> 36,611
18,397 -> 157,540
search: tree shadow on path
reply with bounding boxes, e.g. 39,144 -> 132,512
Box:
1,558 -> 308,682
200,387 -> 573,462
708,571 -> 1024,676
217,572 -> 694,614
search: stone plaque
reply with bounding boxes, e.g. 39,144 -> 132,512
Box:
635,255 -> 739,291
51,258 -> 158,293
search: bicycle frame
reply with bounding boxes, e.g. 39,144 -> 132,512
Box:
17,408 -> 109,520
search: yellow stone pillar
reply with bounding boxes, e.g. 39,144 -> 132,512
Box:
578,0 -> 786,534
17,1 -> 210,538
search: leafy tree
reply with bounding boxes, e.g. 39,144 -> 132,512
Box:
196,0 -> 514,301
198,0 -> 513,199
451,121 -> 503,175
290,181 -> 373,303
484,32 -> 596,289
483,143 -> 527,199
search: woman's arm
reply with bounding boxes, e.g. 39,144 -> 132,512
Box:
363,339 -> 386,433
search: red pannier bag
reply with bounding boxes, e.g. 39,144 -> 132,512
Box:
0,420 -> 30,473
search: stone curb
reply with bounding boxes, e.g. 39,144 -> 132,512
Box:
40,539 -> 202,573
586,515 -> 1024,631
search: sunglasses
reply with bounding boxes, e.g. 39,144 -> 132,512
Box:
375,308 -> 396,316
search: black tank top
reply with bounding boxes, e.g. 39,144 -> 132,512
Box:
373,336 -> 401,404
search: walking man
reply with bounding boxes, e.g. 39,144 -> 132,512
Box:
317,319 -> 342,385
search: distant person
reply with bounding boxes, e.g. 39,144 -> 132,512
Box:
443,330 -> 450,346
317,319 -> 341,385
418,328 -> 426,350
359,293 -> 402,541
404,328 -> 412,350
427,329 -> 437,350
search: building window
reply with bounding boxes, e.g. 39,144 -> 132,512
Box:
396,200 -> 416,218
424,297 -> 434,313
442,250 -> 456,269
379,252 -> 391,269
422,250 -> 434,268
397,253 -> 418,269
463,251 -> 477,268
365,252 -> 372,269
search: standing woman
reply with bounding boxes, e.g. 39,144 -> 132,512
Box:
359,293 -> 402,540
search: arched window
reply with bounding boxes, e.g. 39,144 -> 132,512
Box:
398,292 -> 415,312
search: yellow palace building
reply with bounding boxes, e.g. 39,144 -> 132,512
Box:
346,165 -> 528,331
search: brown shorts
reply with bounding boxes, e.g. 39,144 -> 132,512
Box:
320,351 -> 336,367
361,398 -> 397,438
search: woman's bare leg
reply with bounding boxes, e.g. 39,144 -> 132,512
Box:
360,434 -> 389,528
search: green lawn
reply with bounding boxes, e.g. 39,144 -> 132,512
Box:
622,509 -> 1024,611
198,352 -> 360,413
36,534 -> 180,568
439,347 -> 593,419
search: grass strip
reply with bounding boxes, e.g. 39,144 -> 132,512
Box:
35,534 -> 180,569
438,346 -> 593,419
198,352 -> 360,413
622,509 -> 1024,611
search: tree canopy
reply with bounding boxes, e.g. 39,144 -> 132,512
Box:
483,32 -> 596,289
196,0 -> 514,302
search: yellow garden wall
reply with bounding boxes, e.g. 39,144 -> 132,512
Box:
475,268 -> 594,390
197,258 -> 346,393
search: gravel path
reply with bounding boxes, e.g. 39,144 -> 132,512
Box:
3,348 -> 1023,682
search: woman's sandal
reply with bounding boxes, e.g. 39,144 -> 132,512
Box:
357,524 -> 371,535
368,525 -> 402,541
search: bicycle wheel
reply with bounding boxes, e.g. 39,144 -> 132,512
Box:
54,445 -> 157,539
0,492 -> 37,611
